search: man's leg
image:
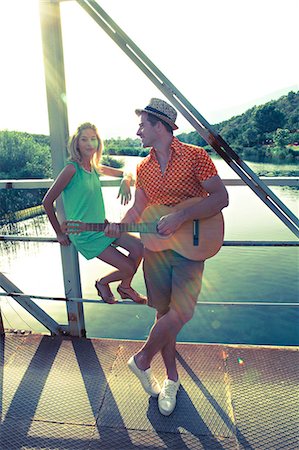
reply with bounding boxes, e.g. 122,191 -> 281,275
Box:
132,252 -> 204,415
136,251 -> 204,372
134,308 -> 186,371
127,249 -> 173,396
127,307 -> 185,398
160,335 -> 177,381
128,250 -> 204,409
157,254 -> 204,415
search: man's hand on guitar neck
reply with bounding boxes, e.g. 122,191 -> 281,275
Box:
104,222 -> 121,238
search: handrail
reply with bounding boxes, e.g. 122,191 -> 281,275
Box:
0,291 -> 297,307
0,176 -> 298,189
0,235 -> 298,246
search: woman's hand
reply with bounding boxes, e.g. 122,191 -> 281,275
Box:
117,177 -> 132,205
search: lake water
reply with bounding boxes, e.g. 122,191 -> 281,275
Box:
0,156 -> 298,346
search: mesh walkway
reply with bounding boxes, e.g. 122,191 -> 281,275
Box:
0,333 -> 298,449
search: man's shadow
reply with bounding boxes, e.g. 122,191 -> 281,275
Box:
147,386 -> 227,450
146,351 -> 254,450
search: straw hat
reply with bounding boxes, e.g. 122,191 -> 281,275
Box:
135,98 -> 178,130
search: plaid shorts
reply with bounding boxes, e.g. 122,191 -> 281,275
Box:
143,249 -> 204,319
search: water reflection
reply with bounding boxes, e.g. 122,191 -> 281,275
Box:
0,157 -> 298,344
0,216 -> 51,263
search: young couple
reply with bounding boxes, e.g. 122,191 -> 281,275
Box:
44,98 -> 228,416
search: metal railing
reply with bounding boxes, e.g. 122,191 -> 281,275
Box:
0,176 -> 298,337
1,177 -> 298,247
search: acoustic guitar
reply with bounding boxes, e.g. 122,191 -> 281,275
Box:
63,197 -> 224,261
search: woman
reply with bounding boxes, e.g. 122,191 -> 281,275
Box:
43,122 -> 146,304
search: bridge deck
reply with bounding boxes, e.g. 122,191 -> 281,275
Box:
0,333 -> 298,449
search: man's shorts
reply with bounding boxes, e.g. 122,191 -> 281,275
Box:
143,248 -> 204,319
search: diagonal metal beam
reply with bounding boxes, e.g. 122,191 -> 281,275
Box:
78,0 -> 299,238
0,273 -> 64,335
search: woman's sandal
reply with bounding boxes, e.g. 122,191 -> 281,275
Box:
117,285 -> 147,304
95,281 -> 117,304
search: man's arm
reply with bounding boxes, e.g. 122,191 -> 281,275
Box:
183,174 -> 229,220
157,175 -> 228,236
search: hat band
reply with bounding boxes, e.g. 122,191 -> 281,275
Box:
144,106 -> 173,122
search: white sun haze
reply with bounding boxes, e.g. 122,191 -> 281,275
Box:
0,0 -> 298,138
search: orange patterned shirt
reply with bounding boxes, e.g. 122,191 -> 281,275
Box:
135,137 -> 218,206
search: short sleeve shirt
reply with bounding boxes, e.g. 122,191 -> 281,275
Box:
135,137 -> 218,206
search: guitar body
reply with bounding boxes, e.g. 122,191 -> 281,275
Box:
140,197 -> 224,260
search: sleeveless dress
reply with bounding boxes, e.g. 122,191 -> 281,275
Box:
62,161 -> 116,260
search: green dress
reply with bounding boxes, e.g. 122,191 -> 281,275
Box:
62,161 -> 115,260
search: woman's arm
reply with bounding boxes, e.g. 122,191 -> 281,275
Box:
100,164 -> 133,205
121,187 -> 149,223
42,164 -> 76,245
104,187 -> 149,238
100,165 -> 124,177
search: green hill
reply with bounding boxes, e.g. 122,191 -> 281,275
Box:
0,92 -> 298,219
177,91 -> 299,161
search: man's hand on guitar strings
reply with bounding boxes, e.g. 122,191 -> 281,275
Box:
157,212 -> 184,236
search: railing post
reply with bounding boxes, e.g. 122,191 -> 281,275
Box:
39,0 -> 86,337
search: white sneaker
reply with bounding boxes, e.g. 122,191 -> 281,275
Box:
158,378 -> 180,416
128,356 -> 161,397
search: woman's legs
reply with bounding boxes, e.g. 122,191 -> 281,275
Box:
98,233 -> 143,285
96,233 -> 145,302
114,233 -> 144,288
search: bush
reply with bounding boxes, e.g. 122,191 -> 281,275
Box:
139,148 -> 150,157
0,130 -> 52,179
0,189 -> 47,218
101,155 -> 124,168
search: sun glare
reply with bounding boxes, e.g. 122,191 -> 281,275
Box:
0,0 -> 298,137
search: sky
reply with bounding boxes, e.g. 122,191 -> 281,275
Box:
0,0 -> 298,139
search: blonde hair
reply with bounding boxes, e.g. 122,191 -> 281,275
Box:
68,122 -> 103,171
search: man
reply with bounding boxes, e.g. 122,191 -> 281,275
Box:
106,98 -> 228,416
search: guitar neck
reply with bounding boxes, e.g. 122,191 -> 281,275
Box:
86,222 -> 157,233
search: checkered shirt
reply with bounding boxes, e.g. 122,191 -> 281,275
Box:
135,137 -> 218,206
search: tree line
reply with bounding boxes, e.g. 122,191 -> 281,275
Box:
105,91 -> 299,162
0,91 -> 298,218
